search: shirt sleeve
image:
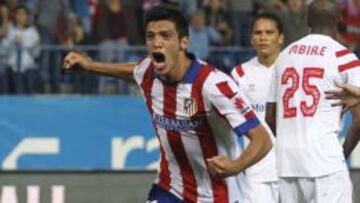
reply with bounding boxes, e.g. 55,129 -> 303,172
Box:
203,71 -> 260,136
230,65 -> 244,85
335,48 -> 360,86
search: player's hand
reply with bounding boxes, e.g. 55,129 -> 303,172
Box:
206,155 -> 238,179
325,81 -> 360,112
63,51 -> 92,71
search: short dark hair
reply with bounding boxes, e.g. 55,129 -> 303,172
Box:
250,12 -> 284,34
307,0 -> 339,28
144,4 -> 189,39
14,4 -> 30,15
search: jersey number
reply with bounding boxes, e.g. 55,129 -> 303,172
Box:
281,67 -> 324,118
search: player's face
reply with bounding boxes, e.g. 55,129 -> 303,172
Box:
146,20 -> 188,78
15,8 -> 28,26
251,18 -> 284,58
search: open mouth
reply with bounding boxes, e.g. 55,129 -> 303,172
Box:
152,52 -> 165,63
152,52 -> 166,71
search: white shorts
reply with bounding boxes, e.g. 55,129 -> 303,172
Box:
279,169 -> 353,203
242,180 -> 279,203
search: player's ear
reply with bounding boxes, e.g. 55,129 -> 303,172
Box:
180,36 -> 189,51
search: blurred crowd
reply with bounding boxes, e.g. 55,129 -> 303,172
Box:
0,0 -> 359,95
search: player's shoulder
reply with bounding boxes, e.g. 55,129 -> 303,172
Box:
136,56 -> 151,67
204,66 -> 239,94
231,57 -> 257,78
135,56 -> 152,72
331,40 -> 355,58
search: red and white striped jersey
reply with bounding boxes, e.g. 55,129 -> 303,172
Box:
231,57 -> 278,183
134,56 -> 261,203
268,34 -> 360,177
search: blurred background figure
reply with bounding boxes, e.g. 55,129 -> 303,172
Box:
227,0 -> 254,46
255,0 -> 308,45
1,4 -> 42,94
281,0 -> 308,45
203,0 -> 233,45
188,9 -> 221,61
33,0 -> 71,93
93,0 -> 139,94
337,0 -> 360,53
0,3 -> 9,93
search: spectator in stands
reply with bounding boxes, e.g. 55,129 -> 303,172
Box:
0,4 -> 9,93
178,0 -> 199,19
282,0 -> 308,45
255,0 -> 308,45
188,9 -> 221,61
227,0 -> 254,46
69,0 -> 92,36
2,4 -> 42,94
141,0 -> 161,12
59,13 -> 85,47
203,0 -> 233,45
337,0 -> 360,50
58,12 -> 86,94
34,0 -> 71,93
93,0 -> 139,94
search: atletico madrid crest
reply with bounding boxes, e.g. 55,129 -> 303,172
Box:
184,98 -> 197,116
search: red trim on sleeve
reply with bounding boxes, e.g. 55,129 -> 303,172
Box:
338,60 -> 360,72
245,111 -> 256,120
336,49 -> 352,58
216,81 -> 237,99
235,65 -> 245,77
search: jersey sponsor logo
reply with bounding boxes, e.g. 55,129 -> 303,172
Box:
251,103 -> 265,113
184,98 -> 197,116
152,114 -> 205,131
247,83 -> 255,92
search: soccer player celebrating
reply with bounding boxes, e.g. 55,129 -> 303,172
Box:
63,5 -> 272,203
266,0 -> 360,202
231,12 -> 284,203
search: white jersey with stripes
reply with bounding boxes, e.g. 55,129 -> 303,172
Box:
134,56 -> 263,203
231,57 -> 278,183
268,34 -> 360,177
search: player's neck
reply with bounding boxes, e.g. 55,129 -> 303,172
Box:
162,53 -> 191,83
310,27 -> 337,39
258,53 -> 278,68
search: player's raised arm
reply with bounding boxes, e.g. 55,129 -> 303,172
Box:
63,51 -> 137,82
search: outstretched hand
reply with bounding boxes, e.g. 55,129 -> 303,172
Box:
206,155 -> 239,179
325,81 -> 360,112
63,51 -> 92,71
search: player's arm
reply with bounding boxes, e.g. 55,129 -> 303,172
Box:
204,74 -> 272,178
207,123 -> 272,178
265,102 -> 276,135
343,100 -> 360,159
325,81 -> 360,111
63,51 -> 137,82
